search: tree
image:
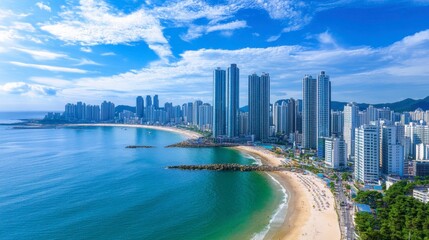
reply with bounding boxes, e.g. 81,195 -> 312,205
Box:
355,191 -> 383,209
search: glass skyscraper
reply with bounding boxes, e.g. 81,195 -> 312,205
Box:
213,68 -> 226,137
226,64 -> 240,138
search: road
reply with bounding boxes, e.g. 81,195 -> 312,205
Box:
336,173 -> 355,240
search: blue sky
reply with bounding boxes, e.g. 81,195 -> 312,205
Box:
0,0 -> 429,111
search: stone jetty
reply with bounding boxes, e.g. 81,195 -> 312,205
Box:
167,164 -> 285,172
165,140 -> 239,148
125,145 -> 155,148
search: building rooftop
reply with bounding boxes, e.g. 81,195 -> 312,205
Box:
355,203 -> 372,213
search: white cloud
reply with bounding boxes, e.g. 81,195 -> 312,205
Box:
40,0 -> 172,60
75,58 -> 102,66
9,61 -> 88,74
36,2 -> 52,12
182,20 -> 248,41
80,47 -> 92,53
317,31 -> 337,46
12,47 -> 68,60
1,82 -> 56,96
56,29 -> 429,104
30,77 -> 72,88
101,52 -> 116,56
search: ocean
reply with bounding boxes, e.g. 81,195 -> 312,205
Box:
0,112 -> 285,240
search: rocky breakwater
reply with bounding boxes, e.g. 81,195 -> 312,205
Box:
125,145 -> 155,148
167,164 -> 286,172
165,139 -> 239,148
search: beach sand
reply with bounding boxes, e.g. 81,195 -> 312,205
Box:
67,124 -> 339,239
69,123 -> 203,139
235,146 -> 341,240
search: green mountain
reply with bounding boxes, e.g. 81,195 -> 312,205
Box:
331,96 -> 429,112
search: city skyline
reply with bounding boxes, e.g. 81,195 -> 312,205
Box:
1,1 -> 429,111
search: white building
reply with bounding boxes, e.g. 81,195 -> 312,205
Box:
381,125 -> 405,176
416,143 -> 429,160
344,102 -> 359,161
325,137 -> 346,169
354,124 -> 380,184
413,187 -> 429,203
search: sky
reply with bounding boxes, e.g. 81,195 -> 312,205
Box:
0,0 -> 429,111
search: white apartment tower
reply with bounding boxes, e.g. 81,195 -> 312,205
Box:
354,124 -> 380,184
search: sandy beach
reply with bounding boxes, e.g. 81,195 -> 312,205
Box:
69,123 -> 203,139
235,146 -> 341,240
67,124 -> 339,239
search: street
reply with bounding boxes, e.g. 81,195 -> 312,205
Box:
336,173 -> 355,240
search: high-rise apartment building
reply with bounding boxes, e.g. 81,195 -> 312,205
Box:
381,125 -> 405,176
248,73 -> 270,141
226,64 -> 240,138
354,124 -> 380,184
317,71 -> 331,157
136,96 -> 144,119
213,68 -> 226,137
302,75 -> 317,149
344,102 -> 359,161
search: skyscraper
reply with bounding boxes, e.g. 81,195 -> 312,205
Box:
344,102 -> 359,161
331,111 -> 344,137
317,71 -> 331,157
248,73 -> 270,141
354,124 -> 380,184
226,64 -> 240,138
381,125 -> 405,176
213,68 -> 226,137
153,95 -> 159,109
193,100 -> 203,126
302,75 -> 317,149
101,101 -> 115,121
146,95 -> 152,108
136,96 -> 144,119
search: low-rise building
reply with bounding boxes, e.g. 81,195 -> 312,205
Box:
413,187 -> 429,203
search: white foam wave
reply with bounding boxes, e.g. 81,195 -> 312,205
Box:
242,153 -> 263,166
252,173 -> 289,240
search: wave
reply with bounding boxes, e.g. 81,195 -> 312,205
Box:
252,173 -> 289,240
242,153 -> 263,166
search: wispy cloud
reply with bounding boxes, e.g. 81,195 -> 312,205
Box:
80,47 -> 92,53
12,47 -> 68,60
101,52 -> 115,56
9,61 -> 88,73
36,2 -> 51,12
1,82 -> 56,96
75,58 -> 102,66
40,0 -> 172,60
182,20 -> 248,41
60,29 -> 429,104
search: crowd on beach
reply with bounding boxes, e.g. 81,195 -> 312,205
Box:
295,173 -> 332,212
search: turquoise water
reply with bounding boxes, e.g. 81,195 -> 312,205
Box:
0,113 -> 284,240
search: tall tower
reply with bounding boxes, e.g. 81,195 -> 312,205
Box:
136,96 -> 144,119
344,102 -> 359,161
354,124 -> 380,184
302,75 -> 317,149
153,95 -> 159,109
248,73 -> 270,141
317,71 -> 331,157
381,125 -> 404,176
213,68 -> 226,137
226,64 -> 240,138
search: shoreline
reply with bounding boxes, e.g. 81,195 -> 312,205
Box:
66,123 -> 203,139
234,146 -> 341,240
61,124 -> 340,239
